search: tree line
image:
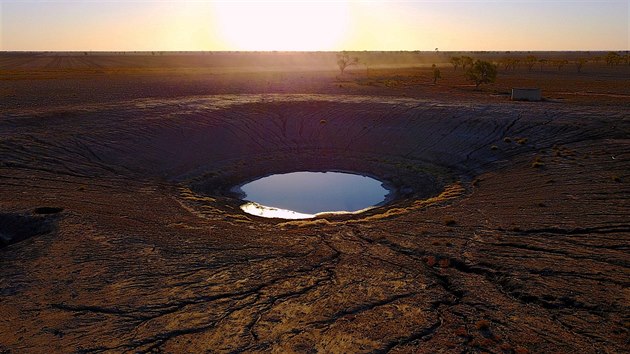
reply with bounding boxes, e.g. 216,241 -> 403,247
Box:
451,51 -> 628,74
335,51 -> 628,89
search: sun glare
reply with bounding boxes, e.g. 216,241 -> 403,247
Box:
212,1 -> 350,51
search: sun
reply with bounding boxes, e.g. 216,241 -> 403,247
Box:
212,1 -> 350,51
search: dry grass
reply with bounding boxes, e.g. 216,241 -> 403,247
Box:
531,156 -> 545,168
499,342 -> 513,351
278,182 -> 466,228
179,187 -> 216,202
454,327 -> 469,337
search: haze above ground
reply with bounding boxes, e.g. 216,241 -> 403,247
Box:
1,0 -> 628,51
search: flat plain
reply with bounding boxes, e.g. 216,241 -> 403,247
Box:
1,52 -> 628,353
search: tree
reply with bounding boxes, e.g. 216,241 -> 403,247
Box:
502,58 -> 520,71
500,57 -> 515,71
605,51 -> 621,66
554,59 -> 568,71
337,52 -> 359,75
575,58 -> 587,73
432,64 -> 441,84
525,55 -> 537,71
538,58 -> 547,71
511,59 -> 520,70
461,56 -> 474,70
465,60 -> 498,88
450,56 -> 461,70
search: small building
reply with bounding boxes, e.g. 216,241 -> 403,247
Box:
512,88 -> 542,101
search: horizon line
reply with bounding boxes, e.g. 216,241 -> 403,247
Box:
2,49 -> 628,53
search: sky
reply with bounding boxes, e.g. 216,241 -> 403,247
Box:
1,0 -> 628,51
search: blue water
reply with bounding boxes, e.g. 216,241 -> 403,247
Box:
240,171 -> 388,215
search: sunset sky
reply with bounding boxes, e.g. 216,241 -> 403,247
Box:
1,0 -> 628,51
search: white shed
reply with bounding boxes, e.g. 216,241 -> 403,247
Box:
512,88 -> 542,101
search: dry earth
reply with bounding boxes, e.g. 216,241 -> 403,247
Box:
1,53 -> 629,353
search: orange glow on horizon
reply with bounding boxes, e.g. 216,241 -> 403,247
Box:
0,1 -> 627,51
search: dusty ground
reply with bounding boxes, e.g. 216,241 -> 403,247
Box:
1,52 -> 629,353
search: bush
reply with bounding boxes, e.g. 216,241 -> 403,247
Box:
465,60 -> 498,88
443,219 -> 457,226
475,320 -> 491,330
336,52 -> 359,74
